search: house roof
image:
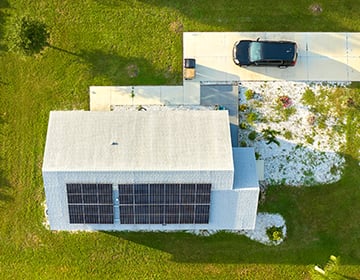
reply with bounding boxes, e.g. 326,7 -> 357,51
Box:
42,110 -> 233,172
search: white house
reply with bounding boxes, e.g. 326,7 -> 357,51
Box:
42,110 -> 259,231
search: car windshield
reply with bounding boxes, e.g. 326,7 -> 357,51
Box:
249,42 -> 263,62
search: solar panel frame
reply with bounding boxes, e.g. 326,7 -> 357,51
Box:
118,183 -> 211,225
66,183 -> 114,224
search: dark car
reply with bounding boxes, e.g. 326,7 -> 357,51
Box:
233,38 -> 298,68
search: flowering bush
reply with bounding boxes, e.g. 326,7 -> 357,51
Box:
278,95 -> 292,108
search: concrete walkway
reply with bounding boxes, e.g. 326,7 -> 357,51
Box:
183,32 -> 360,81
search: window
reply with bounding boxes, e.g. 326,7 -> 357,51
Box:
118,183 -> 211,224
67,183 -> 113,224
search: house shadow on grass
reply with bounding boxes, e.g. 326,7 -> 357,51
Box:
134,0 -> 358,32
105,230 -> 343,266
0,167 -> 12,203
49,46 -> 175,85
0,0 -> 10,52
0,115 -> 13,203
79,49 -> 177,85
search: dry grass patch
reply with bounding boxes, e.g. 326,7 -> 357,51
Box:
169,20 -> 184,34
309,3 -> 323,15
126,64 -> 139,78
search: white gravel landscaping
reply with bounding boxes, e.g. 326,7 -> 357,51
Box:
188,213 -> 287,246
238,213 -> 286,245
239,81 -> 347,186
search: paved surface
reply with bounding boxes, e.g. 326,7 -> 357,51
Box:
183,32 -> 360,81
90,86 -> 199,111
200,84 -> 238,146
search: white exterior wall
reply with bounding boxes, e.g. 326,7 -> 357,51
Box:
43,169 -> 259,231
209,188 -> 259,230
43,169 -> 233,231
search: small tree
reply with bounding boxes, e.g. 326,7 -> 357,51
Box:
7,16 -> 49,55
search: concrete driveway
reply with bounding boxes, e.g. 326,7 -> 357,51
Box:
183,32 -> 360,81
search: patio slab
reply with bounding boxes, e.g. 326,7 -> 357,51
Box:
183,32 -> 360,81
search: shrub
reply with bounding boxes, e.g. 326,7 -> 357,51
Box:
302,88 -> 316,106
266,226 -> 283,242
239,122 -> 247,129
283,130 -> 292,140
255,152 -> 261,160
283,106 -> 296,120
262,128 -> 280,146
248,130 -> 257,141
245,89 -> 255,100
306,136 -> 315,145
7,16 -> 50,55
246,111 -> 258,124
239,140 -> 247,147
239,104 -> 248,112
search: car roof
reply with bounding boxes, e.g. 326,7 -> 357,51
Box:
249,40 -> 296,61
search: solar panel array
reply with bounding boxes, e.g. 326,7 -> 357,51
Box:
119,183 -> 211,224
67,183 -> 113,224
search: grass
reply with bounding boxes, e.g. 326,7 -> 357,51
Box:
0,0 -> 360,279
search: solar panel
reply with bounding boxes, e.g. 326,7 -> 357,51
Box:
135,205 -> 149,215
99,194 -> 113,204
67,183 -> 82,194
134,184 -> 148,195
194,215 -> 208,224
135,215 -> 148,224
118,183 -> 211,225
82,183 -> 97,193
149,205 -> 164,215
120,215 -> 134,224
99,205 -> 113,214
195,205 -> 210,215
180,204 -> 195,215
120,205 -> 133,215
69,214 -> 83,223
66,183 -> 114,224
83,194 -> 98,204
119,184 -> 133,195
98,184 -> 112,194
149,184 -> 164,204
99,215 -> 114,224
150,215 -> 163,224
150,184 -> 164,195
67,194 -> 82,204
84,214 -> 98,223
68,204 -> 83,215
196,194 -> 211,204
181,194 -> 195,204
84,205 -> 98,215
181,184 -> 195,194
134,194 -> 148,204
119,195 -> 133,204
165,204 -> 179,215
164,215 -> 179,224
196,183 -> 211,193
180,215 -> 194,224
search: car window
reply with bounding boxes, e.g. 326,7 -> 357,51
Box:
249,42 -> 262,62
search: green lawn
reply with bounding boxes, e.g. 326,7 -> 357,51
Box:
0,0 -> 360,279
